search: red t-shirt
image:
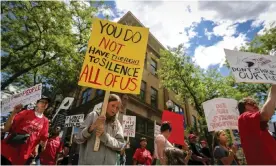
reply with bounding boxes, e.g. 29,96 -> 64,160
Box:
40,136 -> 63,165
133,148 -> 152,165
238,111 -> 276,165
1,110 -> 49,165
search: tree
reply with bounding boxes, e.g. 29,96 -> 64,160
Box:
34,1 -> 100,98
1,1 -> 74,90
158,44 -> 245,116
158,44 -> 247,151
1,1 -> 104,99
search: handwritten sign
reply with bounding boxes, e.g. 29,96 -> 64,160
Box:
225,49 -> 276,84
65,114 -> 84,127
1,83 -> 42,114
78,18 -> 149,94
122,115 -> 136,137
203,98 -> 239,131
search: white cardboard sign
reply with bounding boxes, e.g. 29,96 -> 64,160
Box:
203,98 -> 239,131
225,49 -> 276,84
1,83 -> 42,114
65,114 -> 84,127
122,115 -> 136,137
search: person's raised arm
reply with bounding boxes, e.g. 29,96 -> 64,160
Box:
3,104 -> 23,132
261,85 -> 276,121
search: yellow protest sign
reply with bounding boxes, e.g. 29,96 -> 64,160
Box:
78,18 -> 149,94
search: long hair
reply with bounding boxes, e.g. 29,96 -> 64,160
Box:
164,147 -> 187,165
106,94 -> 122,123
212,130 -> 224,149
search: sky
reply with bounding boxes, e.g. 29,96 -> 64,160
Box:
95,0 -> 276,76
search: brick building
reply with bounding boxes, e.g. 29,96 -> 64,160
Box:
66,11 -> 200,164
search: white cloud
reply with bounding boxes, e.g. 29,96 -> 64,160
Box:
187,26 -> 198,39
114,1 -> 216,48
193,34 -> 248,69
112,1 -> 275,69
212,20 -> 238,37
198,1 -> 273,23
98,4 -> 116,18
254,3 -> 276,35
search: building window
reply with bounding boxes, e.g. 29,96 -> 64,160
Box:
139,81 -> 146,101
151,87 -> 158,108
96,89 -> 104,97
136,116 -> 146,134
150,58 -> 157,75
81,88 -> 92,104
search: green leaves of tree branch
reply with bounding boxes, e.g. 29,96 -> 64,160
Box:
1,1 -> 104,97
158,45 -> 246,116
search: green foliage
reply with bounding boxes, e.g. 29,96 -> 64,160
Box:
158,44 -> 246,116
158,44 -> 247,146
1,1 -> 73,90
1,1 -> 103,97
240,24 -> 276,55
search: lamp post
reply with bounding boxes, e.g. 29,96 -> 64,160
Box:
166,100 -> 174,112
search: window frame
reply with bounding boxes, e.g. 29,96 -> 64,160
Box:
150,58 -> 157,76
139,81 -> 146,101
150,87 -> 158,108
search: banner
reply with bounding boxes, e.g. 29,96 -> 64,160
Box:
122,115 -> 136,137
202,98 -> 239,131
1,83 -> 42,114
154,121 -> 161,137
65,114 -> 84,127
162,111 -> 185,145
78,18 -> 149,94
225,49 -> 276,84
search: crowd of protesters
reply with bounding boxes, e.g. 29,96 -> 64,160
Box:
1,86 -> 276,165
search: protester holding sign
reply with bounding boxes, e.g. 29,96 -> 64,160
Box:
1,96 -> 50,165
154,121 -> 173,165
237,85 -> 276,164
133,137 -> 152,165
75,94 -> 125,165
213,130 -> 237,165
39,126 -> 63,165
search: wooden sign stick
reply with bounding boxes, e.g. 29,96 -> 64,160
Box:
126,136 -> 130,149
94,90 -> 110,151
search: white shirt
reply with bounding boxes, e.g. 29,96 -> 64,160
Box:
154,134 -> 173,159
35,111 -> 43,118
